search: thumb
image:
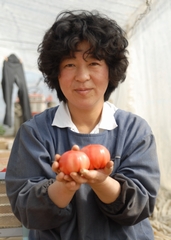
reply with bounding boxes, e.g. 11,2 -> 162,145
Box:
104,161 -> 114,175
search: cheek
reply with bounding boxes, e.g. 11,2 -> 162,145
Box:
98,69 -> 109,88
104,67 -> 109,80
58,73 -> 69,88
58,75 -> 73,98
59,70 -> 74,83
100,65 -> 109,82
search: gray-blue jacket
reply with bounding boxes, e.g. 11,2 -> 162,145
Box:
5,106 -> 160,240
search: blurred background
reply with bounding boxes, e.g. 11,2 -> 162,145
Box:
0,0 -> 171,239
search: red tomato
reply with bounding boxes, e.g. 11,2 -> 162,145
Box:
81,144 -> 110,170
58,150 -> 90,175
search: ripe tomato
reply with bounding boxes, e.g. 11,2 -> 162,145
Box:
58,150 -> 90,175
81,144 -> 110,170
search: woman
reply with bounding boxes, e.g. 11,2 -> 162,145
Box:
5,10 -> 160,240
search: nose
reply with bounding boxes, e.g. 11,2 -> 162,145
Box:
75,66 -> 90,82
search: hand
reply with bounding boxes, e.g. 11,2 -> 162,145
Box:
52,145 -> 83,191
52,145 -> 114,189
81,160 -> 121,205
51,146 -> 118,205
70,160 -> 114,185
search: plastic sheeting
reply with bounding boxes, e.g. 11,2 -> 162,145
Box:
110,0 -> 171,191
0,0 -> 145,72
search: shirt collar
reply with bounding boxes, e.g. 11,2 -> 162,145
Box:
52,101 -> 118,133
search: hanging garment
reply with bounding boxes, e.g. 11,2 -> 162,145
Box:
1,54 -> 32,127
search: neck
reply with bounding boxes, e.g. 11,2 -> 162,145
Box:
67,103 -> 103,134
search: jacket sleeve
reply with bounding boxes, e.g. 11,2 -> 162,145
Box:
5,121 -> 74,230
96,116 -> 160,225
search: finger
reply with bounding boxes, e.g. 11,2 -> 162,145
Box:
52,154 -> 61,172
70,172 -> 88,183
106,160 -> 114,168
65,181 -> 81,191
52,161 -> 59,172
63,174 -> 73,182
104,161 -> 114,175
66,181 -> 77,187
79,169 -> 97,180
54,154 -> 61,161
56,172 -> 65,181
71,145 -> 80,151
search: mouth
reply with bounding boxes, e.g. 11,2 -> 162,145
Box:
74,88 -> 92,95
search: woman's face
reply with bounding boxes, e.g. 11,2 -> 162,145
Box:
58,41 -> 109,112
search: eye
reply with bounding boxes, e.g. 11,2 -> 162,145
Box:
89,62 -> 100,66
64,63 -> 75,68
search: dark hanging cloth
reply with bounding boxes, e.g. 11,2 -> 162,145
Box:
1,54 -> 32,127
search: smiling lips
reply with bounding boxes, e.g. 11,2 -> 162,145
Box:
74,88 -> 93,95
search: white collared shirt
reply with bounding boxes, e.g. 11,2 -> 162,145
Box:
52,101 -> 118,133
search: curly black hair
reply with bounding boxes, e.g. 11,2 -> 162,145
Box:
37,10 -> 129,102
